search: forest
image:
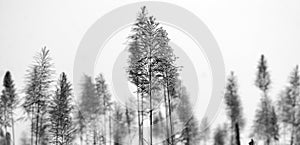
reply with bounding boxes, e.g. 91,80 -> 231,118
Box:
0,6 -> 299,145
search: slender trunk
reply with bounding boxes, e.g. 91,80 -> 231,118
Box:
4,105 -> 7,133
126,106 -> 131,134
93,130 -> 97,145
291,96 -> 296,145
235,123 -> 241,145
103,114 -> 106,145
103,88 -> 107,145
231,121 -> 234,145
186,127 -> 190,145
31,107 -> 34,145
263,91 -> 270,145
109,112 -> 112,145
166,75 -> 173,145
36,103 -> 40,145
163,79 -> 170,144
148,44 -> 153,145
291,124 -> 294,145
11,112 -> 15,145
80,131 -> 83,145
141,92 -> 144,145
136,85 -> 141,145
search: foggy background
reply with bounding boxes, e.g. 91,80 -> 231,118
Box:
1,0 -> 300,144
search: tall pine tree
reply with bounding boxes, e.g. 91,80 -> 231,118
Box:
252,55 -> 279,145
23,47 -> 54,145
127,6 -> 179,145
1,71 -> 18,145
49,72 -> 74,145
278,65 -> 300,145
95,73 -> 112,145
224,72 -> 244,145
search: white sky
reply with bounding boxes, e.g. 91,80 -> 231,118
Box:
1,0 -> 300,145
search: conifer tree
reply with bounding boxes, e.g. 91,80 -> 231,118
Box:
177,84 -> 200,145
224,72 -> 244,145
23,47 -> 54,145
49,72 -> 74,145
278,65 -> 300,145
78,75 -> 98,144
95,73 -> 112,145
1,71 -> 18,145
127,6 -> 179,145
252,55 -> 279,145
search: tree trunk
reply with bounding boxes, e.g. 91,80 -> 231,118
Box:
141,92 -> 144,145
36,103 -> 40,145
80,132 -> 83,145
11,113 -> 15,145
109,112 -> 112,145
166,75 -> 174,145
149,46 -> 153,145
31,107 -> 34,145
231,121 -> 234,145
136,84 -> 141,145
235,123 -> 241,145
163,81 -> 170,144
291,125 -> 294,145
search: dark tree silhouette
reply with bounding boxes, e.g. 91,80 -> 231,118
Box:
49,72 -> 74,145
1,71 -> 18,145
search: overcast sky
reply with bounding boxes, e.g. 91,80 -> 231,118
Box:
1,0 -> 300,144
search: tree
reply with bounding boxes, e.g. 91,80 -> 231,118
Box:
199,117 -> 210,145
124,100 -> 136,144
0,72 -> 12,134
213,124 -> 228,145
112,103 -> 127,145
49,72 -> 74,145
23,47 -> 54,145
1,71 -> 18,145
0,128 -> 11,145
278,65 -> 300,145
224,72 -> 244,145
127,6 -> 179,145
95,73 -> 113,145
78,75 -> 99,145
252,55 -> 279,145
177,84 -> 200,145
74,109 -> 85,145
